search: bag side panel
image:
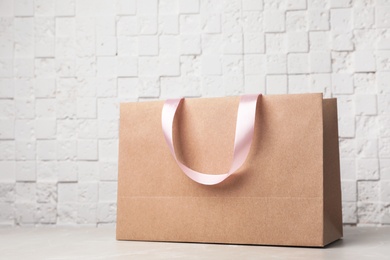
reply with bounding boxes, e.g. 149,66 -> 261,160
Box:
322,98 -> 343,246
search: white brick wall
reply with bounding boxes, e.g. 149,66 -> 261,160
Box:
0,0 -> 389,226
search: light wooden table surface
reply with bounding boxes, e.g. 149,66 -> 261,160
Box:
1,226 -> 389,259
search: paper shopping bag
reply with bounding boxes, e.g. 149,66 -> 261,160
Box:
116,93 -> 343,247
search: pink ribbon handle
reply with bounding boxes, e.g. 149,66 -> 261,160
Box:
161,94 -> 261,185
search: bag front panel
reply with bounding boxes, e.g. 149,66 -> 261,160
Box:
117,93 -> 326,246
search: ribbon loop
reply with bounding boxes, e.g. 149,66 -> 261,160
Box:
161,94 -> 260,185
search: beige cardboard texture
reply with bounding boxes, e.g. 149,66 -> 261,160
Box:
116,93 -> 343,247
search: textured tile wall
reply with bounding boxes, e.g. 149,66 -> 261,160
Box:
0,0 -> 389,226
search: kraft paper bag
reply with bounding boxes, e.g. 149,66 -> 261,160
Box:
116,93 -> 343,247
